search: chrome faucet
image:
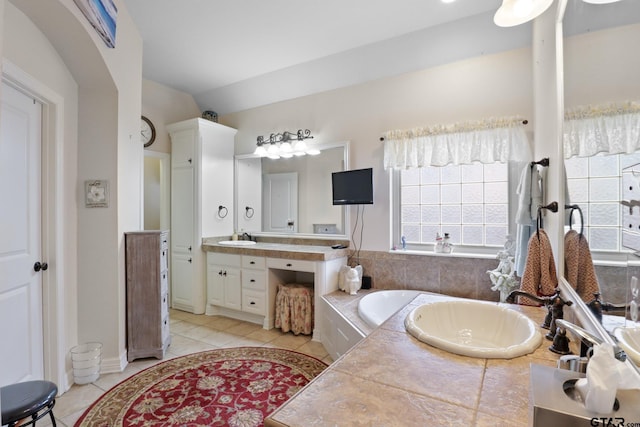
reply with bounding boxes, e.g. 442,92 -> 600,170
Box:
241,232 -> 254,242
555,319 -> 627,362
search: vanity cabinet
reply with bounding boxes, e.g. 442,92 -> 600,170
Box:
168,118 -> 237,314
125,230 -> 170,362
207,253 -> 267,318
207,253 -> 242,310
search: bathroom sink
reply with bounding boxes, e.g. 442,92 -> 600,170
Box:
217,240 -> 257,246
613,327 -> 640,366
404,299 -> 542,359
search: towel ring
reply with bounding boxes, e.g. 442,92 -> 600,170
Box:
536,201 -> 559,241
565,204 -> 584,238
218,205 -> 228,218
245,206 -> 255,218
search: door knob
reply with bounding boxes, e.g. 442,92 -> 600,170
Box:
34,261 -> 48,272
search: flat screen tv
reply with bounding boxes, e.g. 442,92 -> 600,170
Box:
332,168 -> 373,205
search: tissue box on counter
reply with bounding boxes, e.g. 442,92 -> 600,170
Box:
530,364 -> 640,427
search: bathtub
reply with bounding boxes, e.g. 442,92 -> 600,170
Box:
358,290 -> 421,328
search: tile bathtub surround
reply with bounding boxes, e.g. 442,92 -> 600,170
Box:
352,250 -> 503,302
44,309 -> 332,427
266,293 -> 563,427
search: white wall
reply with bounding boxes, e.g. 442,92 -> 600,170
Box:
222,23 -> 640,252
142,78 -> 202,154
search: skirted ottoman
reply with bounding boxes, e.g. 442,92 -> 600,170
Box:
275,283 -> 314,335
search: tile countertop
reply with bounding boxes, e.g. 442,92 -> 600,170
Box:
266,292 -> 565,427
201,238 -> 350,262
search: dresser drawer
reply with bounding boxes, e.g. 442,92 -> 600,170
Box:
267,258 -> 315,273
161,291 -> 169,318
242,270 -> 266,291
242,290 -> 266,315
242,255 -> 266,270
160,247 -> 168,271
161,314 -> 170,343
160,270 -> 169,294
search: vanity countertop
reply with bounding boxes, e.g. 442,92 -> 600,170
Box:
265,292 -> 563,427
201,238 -> 350,261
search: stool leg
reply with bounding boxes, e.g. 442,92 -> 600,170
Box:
49,409 -> 57,427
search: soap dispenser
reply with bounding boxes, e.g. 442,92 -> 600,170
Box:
231,230 -> 238,241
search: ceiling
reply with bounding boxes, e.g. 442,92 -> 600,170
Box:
122,0 -> 639,116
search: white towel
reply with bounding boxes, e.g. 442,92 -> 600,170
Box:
515,164 -> 543,225
515,164 -> 543,275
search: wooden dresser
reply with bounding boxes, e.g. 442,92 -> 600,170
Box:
125,230 -> 170,362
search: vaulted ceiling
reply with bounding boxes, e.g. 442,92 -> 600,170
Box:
123,0 -> 640,115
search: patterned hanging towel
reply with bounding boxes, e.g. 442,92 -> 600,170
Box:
564,229 -> 601,301
518,229 -> 558,305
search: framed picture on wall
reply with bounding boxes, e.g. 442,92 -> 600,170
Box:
85,180 -> 109,208
73,0 -> 118,48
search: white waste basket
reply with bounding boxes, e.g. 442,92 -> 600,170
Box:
71,342 -> 102,384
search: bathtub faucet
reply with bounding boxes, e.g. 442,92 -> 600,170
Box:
506,289 -> 573,341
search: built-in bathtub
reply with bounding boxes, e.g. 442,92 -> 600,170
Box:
357,290 -> 421,328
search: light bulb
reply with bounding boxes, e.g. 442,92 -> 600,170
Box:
254,145 -> 267,157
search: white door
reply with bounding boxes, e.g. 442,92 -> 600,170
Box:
0,82 -> 44,386
263,173 -> 298,233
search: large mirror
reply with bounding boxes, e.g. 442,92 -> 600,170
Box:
559,0 -> 640,310
234,142 -> 349,237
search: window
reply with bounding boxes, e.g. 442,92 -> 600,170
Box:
565,152 -> 640,253
399,162 -> 509,249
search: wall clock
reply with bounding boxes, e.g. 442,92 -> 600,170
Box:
141,115 -> 156,147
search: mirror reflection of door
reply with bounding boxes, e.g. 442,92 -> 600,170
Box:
263,172 -> 298,233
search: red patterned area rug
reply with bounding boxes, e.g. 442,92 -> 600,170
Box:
75,347 -> 327,427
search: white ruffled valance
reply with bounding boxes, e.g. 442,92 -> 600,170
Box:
383,117 -> 531,170
563,102 -> 640,159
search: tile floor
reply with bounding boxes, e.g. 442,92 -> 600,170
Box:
43,309 -> 333,426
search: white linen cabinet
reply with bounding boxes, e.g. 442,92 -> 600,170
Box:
167,118 -> 237,314
125,230 -> 170,361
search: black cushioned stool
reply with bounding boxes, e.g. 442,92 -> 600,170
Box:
0,380 -> 58,427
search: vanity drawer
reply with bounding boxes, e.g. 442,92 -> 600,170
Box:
207,252 -> 241,267
242,270 -> 266,291
242,255 -> 265,270
267,258 -> 315,273
242,290 -> 266,315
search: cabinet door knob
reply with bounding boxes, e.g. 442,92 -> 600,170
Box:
250,301 -> 256,305
250,261 -> 255,265
188,258 -> 192,263
286,263 -> 292,267
218,270 -> 223,276
223,271 -> 227,276
188,158 -> 192,164
250,279 -> 256,283
188,246 -> 192,252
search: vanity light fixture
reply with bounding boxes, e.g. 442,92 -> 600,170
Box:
254,129 -> 318,159
494,0 -> 623,27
